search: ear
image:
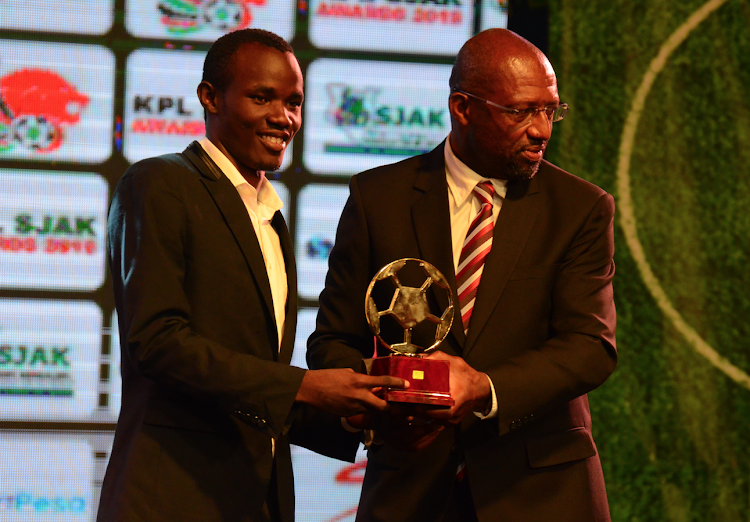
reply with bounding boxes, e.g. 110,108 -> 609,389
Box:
197,81 -> 220,116
449,91 -> 471,127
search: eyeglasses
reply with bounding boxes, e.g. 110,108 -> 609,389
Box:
453,89 -> 568,125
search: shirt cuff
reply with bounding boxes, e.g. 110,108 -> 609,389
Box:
474,373 -> 498,420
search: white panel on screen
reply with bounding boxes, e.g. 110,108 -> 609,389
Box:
0,300 -> 103,422
0,40 -> 114,163
296,185 -> 349,299
0,433 -> 95,521
291,308 -> 318,369
123,49 -> 207,163
0,170 -> 108,291
303,59 -> 451,175
292,445 -> 369,522
125,0 -> 296,42
309,0 -> 473,55
109,310 -> 122,419
0,0 -> 114,35
480,0 -> 509,30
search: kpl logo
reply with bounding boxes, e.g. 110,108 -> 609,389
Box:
158,0 -> 266,34
0,69 -> 89,154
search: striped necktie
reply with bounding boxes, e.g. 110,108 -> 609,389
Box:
456,180 -> 495,334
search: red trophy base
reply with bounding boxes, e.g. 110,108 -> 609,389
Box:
363,355 -> 454,407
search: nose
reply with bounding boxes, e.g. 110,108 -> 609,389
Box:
526,110 -> 553,140
268,101 -> 294,128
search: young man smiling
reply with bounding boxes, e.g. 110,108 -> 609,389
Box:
99,29 -> 405,522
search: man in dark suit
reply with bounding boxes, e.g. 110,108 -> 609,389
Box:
307,28 -> 617,522
99,29 -> 405,522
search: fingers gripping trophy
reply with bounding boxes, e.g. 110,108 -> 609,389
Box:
364,258 -> 455,407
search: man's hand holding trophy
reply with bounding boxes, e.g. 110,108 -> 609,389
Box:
347,258 -> 477,451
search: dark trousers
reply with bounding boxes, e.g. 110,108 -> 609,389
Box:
440,475 -> 479,522
261,460 -> 282,522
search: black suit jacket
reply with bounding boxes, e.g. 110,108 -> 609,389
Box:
99,142 -> 357,522
308,143 -> 617,522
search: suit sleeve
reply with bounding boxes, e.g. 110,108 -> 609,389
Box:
483,192 -> 617,432
287,405 -> 361,462
109,160 -> 306,439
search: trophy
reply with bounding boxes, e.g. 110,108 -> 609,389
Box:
363,258 -> 454,407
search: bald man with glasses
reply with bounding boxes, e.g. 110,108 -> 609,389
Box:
308,28 -> 617,522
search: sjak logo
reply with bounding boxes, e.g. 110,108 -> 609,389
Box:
328,85 -> 445,130
0,345 -> 71,368
0,344 -> 74,397
159,0 -> 266,34
330,87 -> 373,127
0,69 -> 89,154
325,84 -> 446,156
15,214 -> 96,237
3,214 -> 99,255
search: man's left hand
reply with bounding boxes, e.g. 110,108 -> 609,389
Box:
425,351 -> 491,424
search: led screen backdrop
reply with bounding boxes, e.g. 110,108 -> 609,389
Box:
5,1 -> 746,521
0,1 -> 508,520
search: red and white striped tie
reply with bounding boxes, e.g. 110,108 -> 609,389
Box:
456,180 -> 495,334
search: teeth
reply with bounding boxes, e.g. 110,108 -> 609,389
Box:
261,136 -> 284,145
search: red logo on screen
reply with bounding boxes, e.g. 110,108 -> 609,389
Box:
324,461 -> 367,522
335,460 -> 366,484
158,0 -> 266,34
0,69 -> 89,153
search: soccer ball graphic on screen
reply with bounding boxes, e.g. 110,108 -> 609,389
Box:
365,258 -> 454,355
202,0 -> 244,30
158,0 -> 264,34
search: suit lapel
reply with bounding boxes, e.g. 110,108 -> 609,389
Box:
411,144 -> 466,350
183,142 -> 277,339
463,174 -> 541,356
274,212 -> 297,365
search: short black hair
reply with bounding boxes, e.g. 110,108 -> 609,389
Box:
203,29 -> 294,92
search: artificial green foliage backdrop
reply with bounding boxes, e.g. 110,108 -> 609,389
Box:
546,0 -> 750,520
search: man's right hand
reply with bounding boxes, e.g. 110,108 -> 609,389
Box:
295,368 -> 409,418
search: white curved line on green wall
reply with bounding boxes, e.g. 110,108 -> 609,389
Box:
616,0 -> 750,390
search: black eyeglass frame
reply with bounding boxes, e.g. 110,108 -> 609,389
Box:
452,89 -> 569,124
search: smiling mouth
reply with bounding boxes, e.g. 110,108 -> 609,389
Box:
259,134 -> 288,153
260,135 -> 286,146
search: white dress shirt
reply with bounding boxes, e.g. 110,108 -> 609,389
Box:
199,137 -> 287,350
444,136 -> 505,419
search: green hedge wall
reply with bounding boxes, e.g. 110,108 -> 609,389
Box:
547,0 -> 750,520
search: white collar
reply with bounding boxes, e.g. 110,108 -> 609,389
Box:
444,135 -> 507,207
199,137 -> 283,214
